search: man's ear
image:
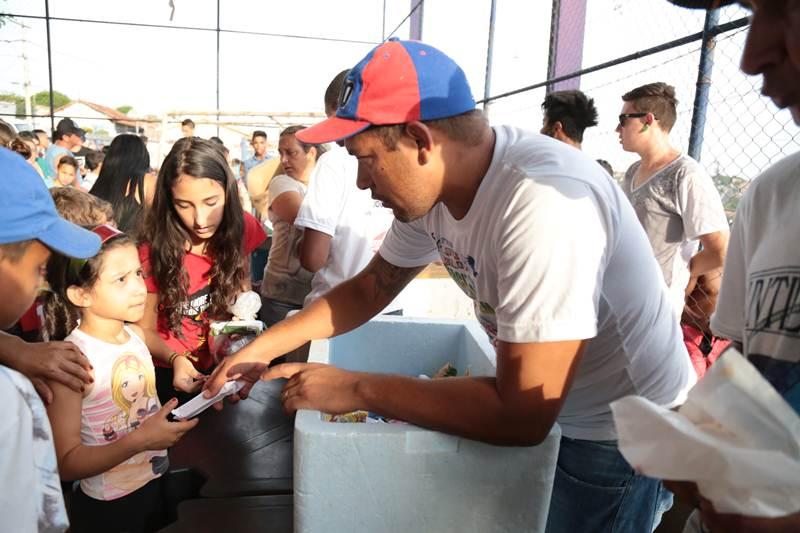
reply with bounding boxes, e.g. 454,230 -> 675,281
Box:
66,285 -> 92,309
404,121 -> 434,164
552,121 -> 567,140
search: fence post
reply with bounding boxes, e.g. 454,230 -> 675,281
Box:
409,0 -> 423,40
44,0 -> 55,133
688,8 -> 720,162
482,0 -> 497,116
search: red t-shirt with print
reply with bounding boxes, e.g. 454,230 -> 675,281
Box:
139,212 -> 266,371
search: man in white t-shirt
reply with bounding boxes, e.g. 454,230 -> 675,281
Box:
207,39 -> 694,532
662,1 -> 800,531
295,70 -> 401,313
618,82 -> 729,319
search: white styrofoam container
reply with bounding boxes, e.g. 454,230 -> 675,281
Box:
294,316 -> 561,533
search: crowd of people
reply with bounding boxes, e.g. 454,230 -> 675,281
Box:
0,0 -> 797,531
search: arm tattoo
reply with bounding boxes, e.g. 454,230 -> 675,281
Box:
364,255 -> 425,301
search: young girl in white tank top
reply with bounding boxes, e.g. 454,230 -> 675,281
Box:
41,225 -> 199,533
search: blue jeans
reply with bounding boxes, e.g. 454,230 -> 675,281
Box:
545,436 -> 673,533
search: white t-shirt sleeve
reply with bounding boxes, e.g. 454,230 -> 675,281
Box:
379,218 -> 439,268
494,178 -> 606,343
678,163 -> 729,240
710,192 -> 748,343
294,157 -> 346,237
0,376 -> 37,533
268,175 -> 304,206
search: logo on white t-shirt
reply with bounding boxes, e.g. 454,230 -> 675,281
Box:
432,233 -> 498,341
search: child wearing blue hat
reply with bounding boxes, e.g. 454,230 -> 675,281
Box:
0,146 -> 101,532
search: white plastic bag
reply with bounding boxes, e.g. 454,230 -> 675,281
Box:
228,290 -> 262,321
611,348 -> 800,518
208,291 -> 265,363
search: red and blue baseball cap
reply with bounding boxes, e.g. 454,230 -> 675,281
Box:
297,38 -> 476,145
0,147 -> 100,258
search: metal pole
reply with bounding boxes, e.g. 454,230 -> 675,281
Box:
688,8 -> 720,162
382,0 -> 386,41
409,0 -> 423,40
482,0 -> 497,116
216,0 -> 221,137
21,24 -> 32,123
546,0 -> 561,94
44,0 -> 55,134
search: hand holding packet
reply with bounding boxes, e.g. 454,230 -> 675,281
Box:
611,348 -> 800,518
171,380 -> 246,420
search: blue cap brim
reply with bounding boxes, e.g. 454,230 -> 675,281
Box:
37,218 -> 101,259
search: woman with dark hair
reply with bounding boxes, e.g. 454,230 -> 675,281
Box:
259,125 -> 326,327
89,134 -> 154,234
136,137 -> 266,402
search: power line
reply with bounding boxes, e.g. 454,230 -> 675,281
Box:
0,12 -> 380,46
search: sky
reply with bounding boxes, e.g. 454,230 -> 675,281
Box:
0,0 -> 798,180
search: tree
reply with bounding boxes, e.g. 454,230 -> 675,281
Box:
712,173 -> 749,223
116,105 -> 133,115
33,90 -> 70,109
0,92 -> 25,117
0,91 -> 72,117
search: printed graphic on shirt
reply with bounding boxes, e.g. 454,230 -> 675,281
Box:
432,233 -> 497,341
746,266 -> 800,414
171,281 -> 212,363
180,282 -> 212,320
83,353 -> 168,497
106,354 -> 160,436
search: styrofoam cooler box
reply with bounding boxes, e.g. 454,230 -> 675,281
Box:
294,316 -> 561,533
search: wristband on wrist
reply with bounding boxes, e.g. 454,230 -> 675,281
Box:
168,352 -> 180,366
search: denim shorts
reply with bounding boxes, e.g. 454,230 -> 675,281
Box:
545,436 -> 673,533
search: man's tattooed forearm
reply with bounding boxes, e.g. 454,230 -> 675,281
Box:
365,256 -> 424,300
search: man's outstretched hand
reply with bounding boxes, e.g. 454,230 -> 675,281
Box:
262,363 -> 363,416
203,353 -> 268,407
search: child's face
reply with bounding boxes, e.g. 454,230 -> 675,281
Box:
85,244 -> 147,323
171,174 -> 226,245
0,241 -> 49,329
57,164 -> 76,186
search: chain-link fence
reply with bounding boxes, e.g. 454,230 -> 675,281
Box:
480,0 -> 799,372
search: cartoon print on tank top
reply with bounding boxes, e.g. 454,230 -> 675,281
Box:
96,354 -> 168,479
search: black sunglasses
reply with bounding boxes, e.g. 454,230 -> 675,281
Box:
618,113 -> 648,127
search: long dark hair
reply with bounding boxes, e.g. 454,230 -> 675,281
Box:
41,233 -> 135,341
142,137 -> 246,335
89,134 -> 150,233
